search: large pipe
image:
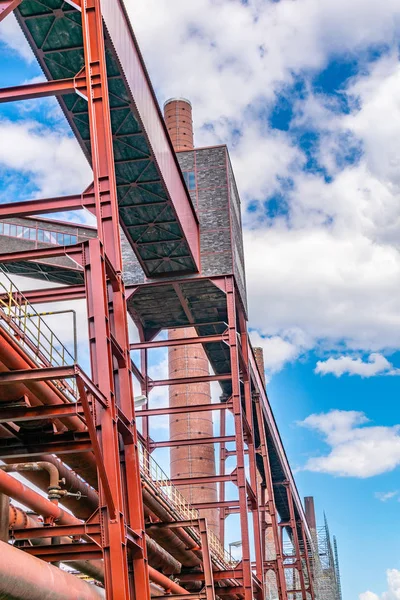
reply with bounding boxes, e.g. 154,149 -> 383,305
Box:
0,539 -> 105,600
148,565 -> 188,595
0,468 -> 79,526
3,476 -> 182,581
3,455 -> 99,518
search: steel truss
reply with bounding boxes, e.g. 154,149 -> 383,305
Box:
0,0 -> 317,597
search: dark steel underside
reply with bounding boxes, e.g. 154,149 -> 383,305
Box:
14,0 -> 197,277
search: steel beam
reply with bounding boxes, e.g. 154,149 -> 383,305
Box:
136,401 -> 232,417
0,0 -> 21,21
0,284 -> 86,305
0,78 -> 77,103
0,192 -> 95,219
0,403 -> 83,423
152,435 -> 235,449
130,333 -> 228,350
149,373 -> 231,387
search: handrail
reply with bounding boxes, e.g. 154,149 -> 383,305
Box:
0,268 -> 76,399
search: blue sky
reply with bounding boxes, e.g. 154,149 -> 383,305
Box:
2,1 -> 400,599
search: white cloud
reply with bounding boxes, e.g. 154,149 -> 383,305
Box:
2,0 -> 400,379
0,13 -> 33,62
299,410 -> 400,477
360,569 -> 400,600
375,491 -> 398,502
315,353 -> 400,377
0,119 -> 91,199
250,329 -> 311,375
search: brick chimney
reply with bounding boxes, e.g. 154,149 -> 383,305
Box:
164,99 -> 218,533
164,98 -> 194,151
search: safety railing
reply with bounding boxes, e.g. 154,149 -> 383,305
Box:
139,443 -> 237,568
0,268 -> 77,399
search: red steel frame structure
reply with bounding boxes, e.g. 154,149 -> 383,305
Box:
0,1 -> 317,599
0,0 -> 151,598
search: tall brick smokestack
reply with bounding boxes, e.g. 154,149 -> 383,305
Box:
164,99 -> 218,533
164,98 -> 194,150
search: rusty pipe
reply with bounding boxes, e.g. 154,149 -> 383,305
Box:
0,539 -> 105,599
9,504 -> 42,530
2,455 -> 99,518
1,461 -> 60,499
0,467 -> 79,526
148,565 -> 188,595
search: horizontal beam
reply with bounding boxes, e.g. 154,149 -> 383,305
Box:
146,520 -> 199,530
0,193 -> 96,220
168,473 -> 236,486
152,435 -> 235,449
0,437 -> 92,459
149,373 -> 231,387
0,365 -> 77,385
1,284 -> 87,305
0,243 -> 84,265
130,333 -> 228,350
0,365 -> 107,408
191,500 -> 241,511
11,523 -> 100,540
0,403 -> 83,423
178,570 -> 243,582
22,542 -> 102,562
0,78 -> 77,103
137,401 -> 232,417
0,0 -> 22,22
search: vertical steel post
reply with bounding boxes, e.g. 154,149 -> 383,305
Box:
80,0 -> 150,597
219,403 -> 227,547
198,518 -> 216,600
254,398 -> 287,600
225,276 -> 253,600
238,305 -> 265,590
285,483 -> 307,600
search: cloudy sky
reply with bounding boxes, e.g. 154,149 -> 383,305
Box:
1,1 -> 400,598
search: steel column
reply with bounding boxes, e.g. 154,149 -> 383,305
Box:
225,276 -> 253,600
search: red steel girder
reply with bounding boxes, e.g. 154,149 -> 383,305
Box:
0,243 -> 84,266
149,373 -> 232,387
0,192 -> 96,220
0,77 -> 82,103
130,333 -> 228,350
23,542 -> 102,563
1,284 -> 87,305
152,435 -> 235,449
0,0 -> 21,22
136,401 -> 233,417
0,403 -> 84,423
169,473 -> 236,487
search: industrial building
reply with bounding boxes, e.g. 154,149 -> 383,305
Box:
0,0 -> 343,598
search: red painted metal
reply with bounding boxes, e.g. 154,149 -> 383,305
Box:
79,0 -> 151,595
0,468 -> 80,525
0,0 -> 21,22
0,78 -> 77,103
0,193 -> 95,219
99,0 -> 200,271
0,539 -> 105,600
0,285 -> 86,306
